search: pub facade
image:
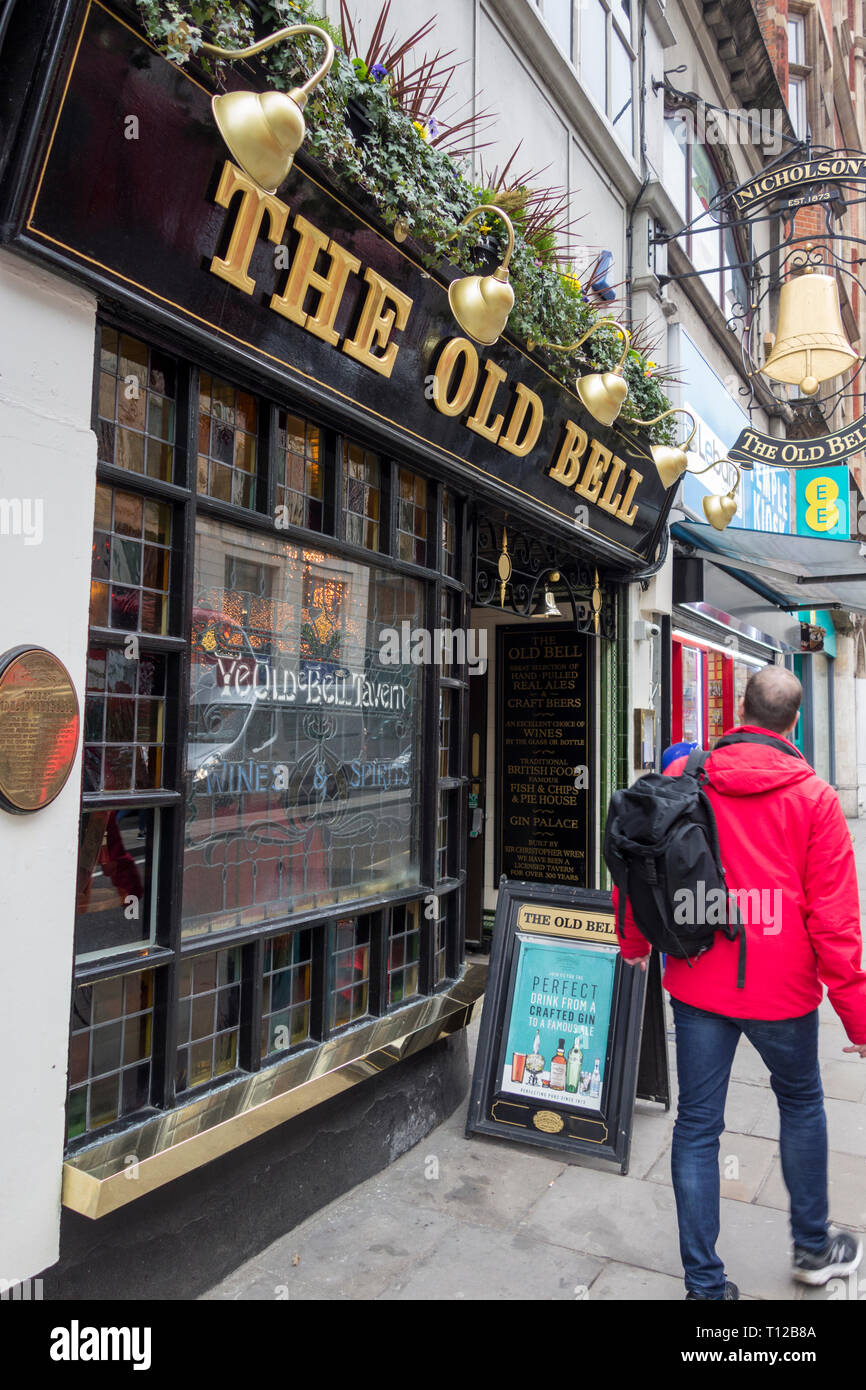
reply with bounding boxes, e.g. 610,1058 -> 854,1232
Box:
0,0 -> 673,1293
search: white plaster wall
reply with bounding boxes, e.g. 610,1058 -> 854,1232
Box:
0,251 -> 97,1281
834,634 -> 858,816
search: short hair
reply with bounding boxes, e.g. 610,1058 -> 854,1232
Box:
742,666 -> 802,734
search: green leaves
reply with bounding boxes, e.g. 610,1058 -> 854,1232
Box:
137,0 -> 676,444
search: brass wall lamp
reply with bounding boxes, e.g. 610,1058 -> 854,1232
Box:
444,206 -> 516,346
701,466 -> 741,531
629,407 -> 698,489
538,321 -> 632,427
197,25 -> 337,194
628,406 -> 740,530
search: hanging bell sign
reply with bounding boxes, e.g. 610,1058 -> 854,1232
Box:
198,25 -> 337,195
760,268 -> 859,397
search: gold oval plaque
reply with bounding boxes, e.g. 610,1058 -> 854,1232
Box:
0,647 -> 80,813
532,1109 -> 565,1134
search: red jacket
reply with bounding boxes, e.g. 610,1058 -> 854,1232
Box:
614,725 -> 866,1042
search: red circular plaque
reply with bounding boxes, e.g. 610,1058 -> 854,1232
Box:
0,647 -> 80,813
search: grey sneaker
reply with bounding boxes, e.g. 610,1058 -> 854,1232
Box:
686,1280 -> 739,1300
792,1230 -> 863,1286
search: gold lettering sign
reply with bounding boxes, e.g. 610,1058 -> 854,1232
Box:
209,162 -> 412,379
207,169 -> 654,532
516,903 -> 618,944
0,648 -> 80,814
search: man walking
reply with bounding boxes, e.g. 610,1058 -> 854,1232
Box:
616,666 -> 866,1299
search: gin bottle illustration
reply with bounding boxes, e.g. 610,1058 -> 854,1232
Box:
524,1030 -> 545,1086
566,1033 -> 583,1093
589,1057 -> 601,1098
549,1039 -> 567,1091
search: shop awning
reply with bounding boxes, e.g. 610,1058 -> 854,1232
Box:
672,520 -> 866,613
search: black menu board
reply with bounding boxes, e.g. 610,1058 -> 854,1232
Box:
496,626 -> 592,886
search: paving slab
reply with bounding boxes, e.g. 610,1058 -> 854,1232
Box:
384,1119 -> 569,1231
646,1132 -> 778,1204
755,1149 -> 866,1232
202,1189 -> 455,1302
585,1260 -> 685,1301
380,1222 -> 604,1301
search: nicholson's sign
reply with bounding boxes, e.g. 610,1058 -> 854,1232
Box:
17,0 -> 671,565
731,154 -> 866,215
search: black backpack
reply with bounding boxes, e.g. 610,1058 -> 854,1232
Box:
602,731 -> 804,989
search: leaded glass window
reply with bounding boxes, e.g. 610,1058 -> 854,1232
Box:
343,442 -> 380,550
67,970 -> 154,1141
176,948 -> 241,1091
96,329 -> 176,481
329,917 -> 370,1029
262,930 -> 313,1056
197,374 -> 258,509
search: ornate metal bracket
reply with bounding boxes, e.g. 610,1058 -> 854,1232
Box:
474,516 -> 617,640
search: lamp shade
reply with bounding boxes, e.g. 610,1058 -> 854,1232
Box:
448,268 -> 515,347
211,90 -> 306,194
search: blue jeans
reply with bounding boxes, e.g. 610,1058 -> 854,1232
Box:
670,998 -> 828,1298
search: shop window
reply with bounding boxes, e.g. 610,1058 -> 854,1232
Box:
176,948 -> 241,1092
66,970 -> 154,1141
396,468 -> 428,566
97,328 -> 176,481
74,807 -> 159,961
275,412 -> 323,531
197,374 -> 259,509
387,903 -> 421,1005
343,442 -> 380,551
81,646 -> 167,793
183,517 -> 424,936
69,319 -> 470,1148
90,484 -> 172,635
329,917 -> 370,1030
261,930 -> 313,1058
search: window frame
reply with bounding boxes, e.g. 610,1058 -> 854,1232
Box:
663,107 -> 752,325
66,314 -> 471,1150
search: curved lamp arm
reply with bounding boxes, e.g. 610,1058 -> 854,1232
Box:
689,459 -> 741,487
542,319 -> 631,372
630,407 -> 698,451
200,24 -> 336,107
445,205 -> 516,273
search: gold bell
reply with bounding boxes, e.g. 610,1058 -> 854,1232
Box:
543,320 -> 631,427
445,206 -> 516,346
702,468 -> 741,531
543,571 -> 562,618
200,24 -> 336,195
630,409 -> 697,489
761,267 -> 859,396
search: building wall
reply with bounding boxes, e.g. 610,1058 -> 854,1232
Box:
0,250 -> 97,1281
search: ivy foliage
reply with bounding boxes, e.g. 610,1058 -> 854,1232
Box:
137,0 -> 676,442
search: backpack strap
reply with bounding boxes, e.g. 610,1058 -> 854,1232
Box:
683,748 -> 710,780
714,730 -> 804,760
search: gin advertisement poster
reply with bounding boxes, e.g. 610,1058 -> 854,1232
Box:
501,937 -> 616,1112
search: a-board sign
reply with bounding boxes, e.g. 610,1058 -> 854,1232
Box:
466,879 -> 666,1172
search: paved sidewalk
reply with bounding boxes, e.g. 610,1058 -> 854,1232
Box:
202,820 -> 866,1302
